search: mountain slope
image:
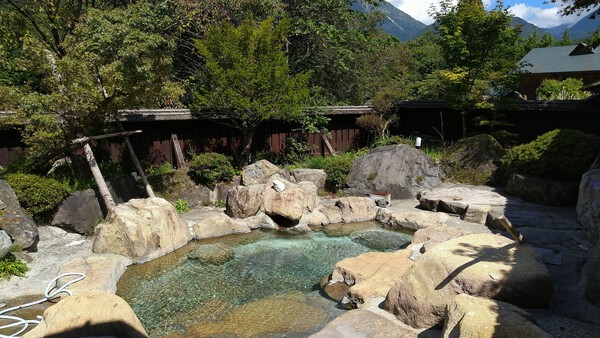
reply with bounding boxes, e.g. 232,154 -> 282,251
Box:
351,0 -> 426,41
413,17 -> 549,40
568,12 -> 600,41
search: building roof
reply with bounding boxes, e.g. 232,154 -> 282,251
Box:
520,43 -> 600,74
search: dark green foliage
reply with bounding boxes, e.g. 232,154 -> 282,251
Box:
498,129 -> 600,181
191,18 -> 310,166
322,153 -> 357,192
188,152 -> 235,188
0,254 -> 28,280
3,173 -> 70,219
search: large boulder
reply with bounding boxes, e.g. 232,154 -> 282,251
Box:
442,294 -> 552,338
577,169 -> 600,245
335,197 -> 377,223
0,230 -> 11,259
51,189 -> 104,235
507,173 -> 579,206
441,134 -> 505,185
290,168 -> 327,189
92,198 -> 192,263
57,255 -> 133,294
225,184 -> 263,219
310,309 -> 418,338
384,234 -> 553,328
242,160 -> 282,185
262,177 -> 317,225
23,291 -> 148,338
0,180 -> 38,251
192,211 -> 251,239
345,144 -> 443,199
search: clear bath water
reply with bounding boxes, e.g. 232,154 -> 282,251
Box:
117,222 -> 412,338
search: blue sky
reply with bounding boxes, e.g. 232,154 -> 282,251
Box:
389,0 -> 597,28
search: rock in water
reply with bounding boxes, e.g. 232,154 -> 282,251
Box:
384,234 -> 553,328
345,144 -> 442,199
93,198 -> 191,263
188,243 -> 235,265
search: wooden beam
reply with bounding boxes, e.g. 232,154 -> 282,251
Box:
72,130 -> 142,145
322,134 -> 336,156
171,134 -> 186,169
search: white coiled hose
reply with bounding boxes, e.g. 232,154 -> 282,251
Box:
0,272 -> 85,338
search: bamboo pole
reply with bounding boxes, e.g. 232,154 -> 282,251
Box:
83,142 -> 116,213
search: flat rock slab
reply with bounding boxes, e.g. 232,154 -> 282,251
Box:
0,226 -> 94,301
419,187 -> 508,213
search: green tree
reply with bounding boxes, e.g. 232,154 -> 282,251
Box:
0,1 -> 179,170
536,78 -> 591,100
190,18 -> 310,166
558,29 -> 574,46
284,0 -> 384,105
430,0 -> 522,138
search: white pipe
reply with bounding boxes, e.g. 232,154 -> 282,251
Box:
0,272 -> 85,337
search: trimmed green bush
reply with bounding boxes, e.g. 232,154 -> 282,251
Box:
322,152 -> 356,192
497,129 -> 600,181
4,173 -> 70,219
188,152 -> 235,188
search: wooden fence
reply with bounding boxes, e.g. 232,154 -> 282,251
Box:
0,99 -> 598,167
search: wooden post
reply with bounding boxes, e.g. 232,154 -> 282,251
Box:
171,134 -> 186,169
83,142 -> 116,213
116,122 -> 155,198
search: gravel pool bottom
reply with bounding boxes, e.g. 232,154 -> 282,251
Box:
117,222 -> 412,337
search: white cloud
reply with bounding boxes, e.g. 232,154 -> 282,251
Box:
509,3 -> 583,28
388,0 -> 594,29
388,0 -> 495,25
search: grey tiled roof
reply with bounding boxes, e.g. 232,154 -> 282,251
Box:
520,44 -> 600,74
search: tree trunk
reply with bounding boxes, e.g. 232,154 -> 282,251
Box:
239,128 -> 256,167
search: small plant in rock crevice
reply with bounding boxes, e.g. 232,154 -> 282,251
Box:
0,254 -> 28,279
174,199 -> 191,213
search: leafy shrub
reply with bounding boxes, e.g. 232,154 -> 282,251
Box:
497,129 -> 600,181
174,199 -> 190,213
4,173 -> 70,220
356,114 -> 385,137
0,254 -> 28,279
536,78 -> 591,100
322,152 -> 357,192
188,152 -> 235,188
146,162 -> 173,176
